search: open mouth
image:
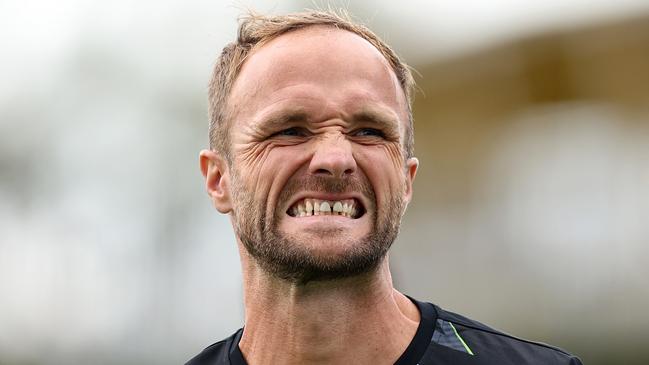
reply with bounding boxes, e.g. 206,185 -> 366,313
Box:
287,198 -> 365,219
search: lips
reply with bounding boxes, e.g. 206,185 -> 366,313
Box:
286,197 -> 365,219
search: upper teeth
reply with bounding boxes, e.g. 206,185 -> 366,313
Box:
290,198 -> 359,218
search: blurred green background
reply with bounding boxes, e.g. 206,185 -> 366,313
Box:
1,1 -> 648,364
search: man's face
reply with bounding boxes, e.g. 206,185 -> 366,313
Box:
219,26 -> 417,283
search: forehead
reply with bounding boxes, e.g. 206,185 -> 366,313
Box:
228,26 -> 408,125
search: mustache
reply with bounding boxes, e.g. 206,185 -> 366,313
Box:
278,174 -> 375,208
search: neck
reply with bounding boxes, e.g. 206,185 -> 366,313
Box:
237,246 -> 420,365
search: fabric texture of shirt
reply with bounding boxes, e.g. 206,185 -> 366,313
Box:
185,297 -> 583,365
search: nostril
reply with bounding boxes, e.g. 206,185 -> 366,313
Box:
314,168 -> 333,175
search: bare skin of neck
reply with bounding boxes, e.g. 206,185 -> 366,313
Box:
237,245 -> 421,365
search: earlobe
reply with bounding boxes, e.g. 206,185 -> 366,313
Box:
403,157 -> 419,204
200,149 -> 233,214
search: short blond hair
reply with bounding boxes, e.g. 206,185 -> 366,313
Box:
208,10 -> 416,160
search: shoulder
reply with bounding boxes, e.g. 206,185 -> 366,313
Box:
426,303 -> 583,364
185,329 -> 242,365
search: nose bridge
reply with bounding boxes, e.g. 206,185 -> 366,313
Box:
309,131 -> 356,177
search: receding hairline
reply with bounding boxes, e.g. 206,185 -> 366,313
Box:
226,24 -> 410,122
246,23 -> 392,56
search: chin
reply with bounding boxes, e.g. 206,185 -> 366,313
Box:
295,233 -> 369,258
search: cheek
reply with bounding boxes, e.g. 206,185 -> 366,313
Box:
231,144 -> 275,211
354,144 -> 407,204
235,143 -> 311,211
235,142 -> 284,191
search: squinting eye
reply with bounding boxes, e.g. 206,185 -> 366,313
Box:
273,127 -> 306,137
354,128 -> 385,138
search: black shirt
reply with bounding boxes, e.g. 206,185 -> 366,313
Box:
186,297 -> 582,364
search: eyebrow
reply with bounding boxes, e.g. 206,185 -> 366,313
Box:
257,107 -> 400,132
258,110 -> 310,131
351,109 -> 400,132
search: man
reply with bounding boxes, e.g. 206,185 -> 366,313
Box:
189,10 -> 582,365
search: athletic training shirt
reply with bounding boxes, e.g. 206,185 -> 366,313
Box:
185,297 -> 583,364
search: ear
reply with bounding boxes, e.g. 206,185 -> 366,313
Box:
200,149 -> 233,214
403,157 -> 419,204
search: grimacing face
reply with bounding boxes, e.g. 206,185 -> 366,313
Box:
201,26 -> 418,283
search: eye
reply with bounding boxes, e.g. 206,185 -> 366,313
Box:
272,127 -> 308,138
353,128 -> 385,138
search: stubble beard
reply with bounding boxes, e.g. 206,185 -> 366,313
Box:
230,170 -> 406,285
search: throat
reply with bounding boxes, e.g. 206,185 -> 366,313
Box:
239,270 -> 420,365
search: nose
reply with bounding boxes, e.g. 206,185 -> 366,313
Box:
308,133 -> 357,178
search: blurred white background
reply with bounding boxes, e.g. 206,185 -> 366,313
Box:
1,1 -> 648,364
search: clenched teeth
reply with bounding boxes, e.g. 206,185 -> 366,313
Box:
288,198 -> 362,219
